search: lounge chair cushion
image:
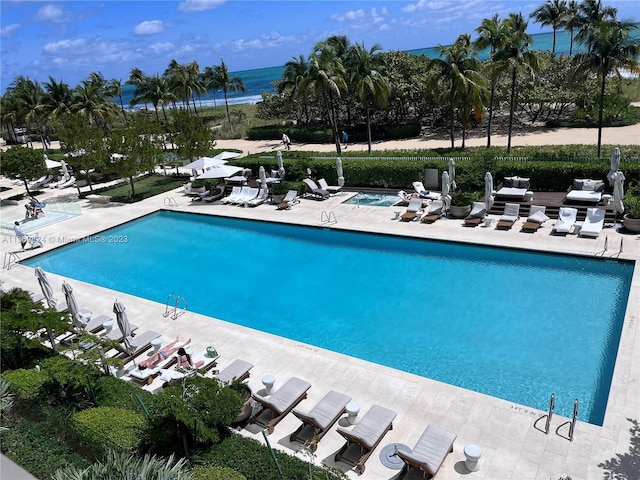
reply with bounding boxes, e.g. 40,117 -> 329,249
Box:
214,359 -> 253,384
293,390 -> 351,431
256,377 -> 311,414
337,405 -> 396,449
528,210 -> 550,223
397,424 -> 456,476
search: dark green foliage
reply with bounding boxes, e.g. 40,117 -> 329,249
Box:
142,376 -> 243,456
384,122 -> 422,139
202,434 -> 346,480
39,356 -> 102,408
0,288 -> 69,369
191,464 -> 247,480
0,146 -> 47,195
0,413 -> 91,479
71,407 -> 146,459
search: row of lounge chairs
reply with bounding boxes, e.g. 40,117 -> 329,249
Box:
221,186 -> 269,207
398,198 -> 608,237
248,376 -> 456,476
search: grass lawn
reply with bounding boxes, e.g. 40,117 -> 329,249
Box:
97,174 -> 186,202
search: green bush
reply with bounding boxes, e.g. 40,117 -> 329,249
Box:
202,434 -> 346,480
93,375 -> 155,412
385,122 -> 421,139
1,414 -> 90,479
2,369 -> 47,400
39,356 -> 102,408
191,464 -> 247,480
71,406 -> 146,458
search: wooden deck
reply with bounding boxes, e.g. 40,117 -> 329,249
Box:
487,191 -> 617,223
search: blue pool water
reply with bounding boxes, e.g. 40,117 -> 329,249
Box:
342,193 -> 401,207
25,211 -> 633,425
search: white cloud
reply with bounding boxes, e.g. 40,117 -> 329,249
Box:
331,9 -> 365,22
133,20 -> 166,36
177,0 -> 225,12
43,38 -> 87,54
149,42 -> 175,54
35,4 -> 66,22
1,24 -> 20,38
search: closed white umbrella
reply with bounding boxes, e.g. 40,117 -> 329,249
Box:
448,158 -> 457,192
607,147 -> 621,186
35,267 -> 57,309
613,170 -> 625,221
258,165 -> 269,191
196,165 -> 243,180
183,156 -> 227,170
276,151 -> 283,171
336,157 -> 344,187
441,171 -> 451,211
484,171 -> 494,212
114,301 -> 138,365
62,281 -> 91,329
60,160 -> 70,178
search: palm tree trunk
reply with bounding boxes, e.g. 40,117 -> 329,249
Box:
129,176 -> 136,198
223,89 -> 231,127
324,91 -> 341,155
119,95 -> 128,124
507,67 -> 517,154
597,74 -> 606,158
486,80 -> 496,148
569,29 -> 574,56
366,107 -> 372,154
552,28 -> 557,54
449,96 -> 455,149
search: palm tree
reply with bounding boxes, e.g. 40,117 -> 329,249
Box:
0,94 -> 20,143
575,0 -> 617,42
302,42 -> 348,154
278,54 -> 310,123
165,59 -> 202,115
564,0 -> 581,56
126,67 -> 148,110
574,20 -> 640,157
210,59 -> 247,128
71,77 -> 118,128
493,13 -> 541,154
132,74 -> 175,122
10,76 -> 45,149
474,14 -> 508,147
108,78 -> 128,124
530,0 -> 568,53
431,34 -> 486,149
41,76 -> 72,123
346,42 -> 390,153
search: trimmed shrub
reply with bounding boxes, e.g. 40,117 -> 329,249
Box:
93,375 -> 155,412
191,464 -> 247,480
2,369 -> 47,401
385,122 -> 421,139
71,406 -> 146,458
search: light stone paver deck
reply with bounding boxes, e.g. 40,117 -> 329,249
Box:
1,181 -> 638,480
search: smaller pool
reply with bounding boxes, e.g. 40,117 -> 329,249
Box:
342,192 -> 400,207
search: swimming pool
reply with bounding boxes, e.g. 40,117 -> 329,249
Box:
342,192 -> 400,207
25,211 -> 633,425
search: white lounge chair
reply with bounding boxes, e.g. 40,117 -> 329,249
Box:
495,176 -> 530,199
553,207 -> 578,234
580,207 -> 606,238
463,202 -> 486,226
317,178 -> 342,194
276,190 -> 299,210
421,200 -> 444,223
521,205 -> 550,232
302,178 -> 330,200
396,424 -> 456,479
221,186 -> 243,204
56,176 -> 76,189
250,376 -> 312,434
230,187 -> 259,205
290,390 -> 351,450
565,179 -> 604,204
401,197 -> 423,221
496,203 -> 520,230
247,189 -> 268,207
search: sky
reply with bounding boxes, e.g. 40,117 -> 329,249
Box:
1,0 -> 638,93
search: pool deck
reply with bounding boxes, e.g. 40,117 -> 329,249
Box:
1,182 -> 638,480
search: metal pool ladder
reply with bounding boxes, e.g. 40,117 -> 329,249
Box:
3,252 -> 20,270
321,210 -> 337,225
164,197 -> 178,207
163,293 -> 188,320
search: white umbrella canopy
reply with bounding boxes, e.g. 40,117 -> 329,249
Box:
213,151 -> 242,161
607,147 -> 621,186
60,160 -> 69,177
484,171 -> 494,212
259,165 -> 268,184
183,156 -> 227,170
276,151 -> 284,171
613,170 -> 625,216
196,165 -> 243,180
448,158 -> 457,192
45,158 -> 62,169
441,171 -> 451,211
35,267 -> 57,309
336,157 -> 345,187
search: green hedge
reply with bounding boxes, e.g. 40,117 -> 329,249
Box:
2,369 -> 47,400
191,465 -> 247,480
71,406 -> 146,459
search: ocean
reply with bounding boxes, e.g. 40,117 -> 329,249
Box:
117,29 -> 588,109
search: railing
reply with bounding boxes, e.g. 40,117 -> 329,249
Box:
163,294 -> 188,320
3,252 -> 20,270
321,211 -> 337,225
164,197 -> 178,207
545,393 -> 555,434
568,399 -> 579,441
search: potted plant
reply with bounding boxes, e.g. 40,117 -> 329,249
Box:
449,191 -> 478,218
623,184 -> 640,233
270,181 -> 291,204
228,379 -> 255,424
